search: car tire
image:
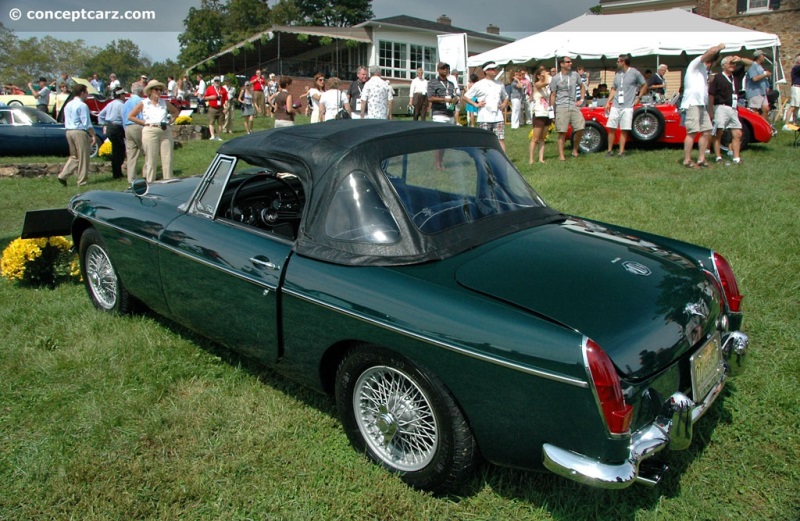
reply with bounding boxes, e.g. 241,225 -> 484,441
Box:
336,346 -> 478,493
631,108 -> 664,142
8,100 -> 23,107
721,121 -> 751,150
79,228 -> 133,313
89,140 -> 100,158
574,121 -> 607,154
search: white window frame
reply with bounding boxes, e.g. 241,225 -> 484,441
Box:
746,0 -> 770,13
379,40 -> 438,80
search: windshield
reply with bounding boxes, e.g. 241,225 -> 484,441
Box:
381,147 -> 546,234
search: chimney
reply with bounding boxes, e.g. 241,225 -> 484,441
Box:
437,14 -> 452,26
486,24 -> 500,35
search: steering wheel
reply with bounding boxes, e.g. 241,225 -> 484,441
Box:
412,200 -> 477,232
228,173 -> 303,229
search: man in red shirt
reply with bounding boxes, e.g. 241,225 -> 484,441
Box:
250,69 -> 267,117
204,77 -> 228,141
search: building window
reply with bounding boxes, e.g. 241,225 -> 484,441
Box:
379,41 -> 437,80
737,0 -> 780,13
747,0 -> 768,10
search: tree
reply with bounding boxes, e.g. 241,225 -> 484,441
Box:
82,40 -> 145,88
178,1 -> 226,67
291,0 -> 373,26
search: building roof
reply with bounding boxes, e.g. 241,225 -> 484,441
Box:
361,15 -> 513,43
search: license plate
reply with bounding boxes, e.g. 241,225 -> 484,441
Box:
690,334 -> 724,401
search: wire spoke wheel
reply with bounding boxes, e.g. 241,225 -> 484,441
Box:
354,365 -> 438,472
85,243 -> 118,310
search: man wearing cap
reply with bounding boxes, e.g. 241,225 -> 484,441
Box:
97,87 -> 128,179
680,43 -> 725,169
250,70 -> 267,116
427,62 -> 458,124
28,77 -> 52,114
204,77 -> 228,141
131,74 -> 148,95
462,62 -> 510,151
549,56 -> 585,160
746,50 -> 772,120
57,84 -> 96,187
122,85 -> 146,183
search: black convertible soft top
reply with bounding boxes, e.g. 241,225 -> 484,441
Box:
219,120 -> 563,266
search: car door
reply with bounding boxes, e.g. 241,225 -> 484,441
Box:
158,156 -> 293,364
5,108 -> 42,155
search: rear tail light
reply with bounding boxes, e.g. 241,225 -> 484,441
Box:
713,252 -> 743,313
585,339 -> 633,435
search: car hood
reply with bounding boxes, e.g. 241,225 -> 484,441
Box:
455,218 -> 721,379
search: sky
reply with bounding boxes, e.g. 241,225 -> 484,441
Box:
2,0 -> 599,63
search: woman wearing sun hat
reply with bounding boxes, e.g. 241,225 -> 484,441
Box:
127,79 -> 179,182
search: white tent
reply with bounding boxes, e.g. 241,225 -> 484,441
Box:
468,9 -> 784,81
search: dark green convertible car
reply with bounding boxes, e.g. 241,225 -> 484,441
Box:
28,120 -> 748,493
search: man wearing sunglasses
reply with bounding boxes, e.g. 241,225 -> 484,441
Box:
549,56 -> 585,161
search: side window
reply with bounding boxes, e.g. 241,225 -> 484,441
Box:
192,157 -> 235,218
325,172 -> 400,244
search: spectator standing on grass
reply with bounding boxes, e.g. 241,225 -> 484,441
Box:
427,62 -> 458,124
122,86 -> 146,183
549,56 -> 585,161
529,66 -> 552,165
239,81 -> 255,134
647,64 -> 669,101
131,74 -> 147,95
409,67 -> 428,121
204,76 -> 228,141
462,62 -> 509,152
57,84 -> 96,187
709,55 -> 753,165
108,73 -> 120,92
360,65 -> 393,120
266,73 -> 278,117
194,74 -> 206,113
97,87 -> 127,179
746,50 -> 772,121
509,70 -> 526,129
272,76 -> 297,128
680,42 -> 725,169
28,77 -> 51,114
223,77 -> 236,133
127,80 -> 179,182
308,73 -> 325,123
783,53 -> 800,129
604,53 -> 647,158
347,66 -> 368,119
250,70 -> 267,117
319,77 -> 350,122
465,73 -> 479,127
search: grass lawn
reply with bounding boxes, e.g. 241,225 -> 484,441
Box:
1,115 -> 799,520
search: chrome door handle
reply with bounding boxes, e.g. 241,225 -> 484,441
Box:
250,256 -> 280,270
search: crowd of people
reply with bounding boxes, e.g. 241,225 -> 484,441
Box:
6,49 -> 798,188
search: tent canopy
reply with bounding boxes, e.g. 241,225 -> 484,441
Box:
468,9 -> 782,77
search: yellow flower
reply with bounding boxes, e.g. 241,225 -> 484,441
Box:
98,139 -> 113,160
175,115 -> 192,125
1,236 -> 79,287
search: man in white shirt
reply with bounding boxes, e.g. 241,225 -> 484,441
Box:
360,65 -> 393,120
57,84 -> 96,187
409,68 -> 428,121
680,42 -> 725,168
462,62 -> 509,151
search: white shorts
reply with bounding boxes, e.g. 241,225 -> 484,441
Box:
606,107 -> 633,130
713,105 -> 742,131
747,94 -> 768,110
790,85 -> 800,108
431,114 -> 455,124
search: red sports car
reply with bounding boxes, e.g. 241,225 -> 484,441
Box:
569,98 -> 773,153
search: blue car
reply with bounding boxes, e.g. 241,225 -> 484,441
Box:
0,106 -> 105,157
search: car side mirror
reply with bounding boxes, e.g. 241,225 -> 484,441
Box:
131,178 -> 148,196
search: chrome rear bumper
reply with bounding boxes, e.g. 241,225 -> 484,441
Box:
543,331 -> 748,489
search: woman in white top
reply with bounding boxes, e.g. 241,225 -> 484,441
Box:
318,77 -> 350,122
127,79 -> 179,182
239,81 -> 255,134
529,67 -> 552,165
308,73 -> 325,123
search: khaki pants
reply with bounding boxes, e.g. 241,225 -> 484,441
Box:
125,124 -> 146,183
59,130 -> 91,186
141,126 -> 174,182
253,90 -> 265,116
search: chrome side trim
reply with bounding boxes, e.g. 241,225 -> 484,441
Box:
283,287 -> 589,388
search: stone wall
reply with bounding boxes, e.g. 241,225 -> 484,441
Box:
697,0 -> 800,101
